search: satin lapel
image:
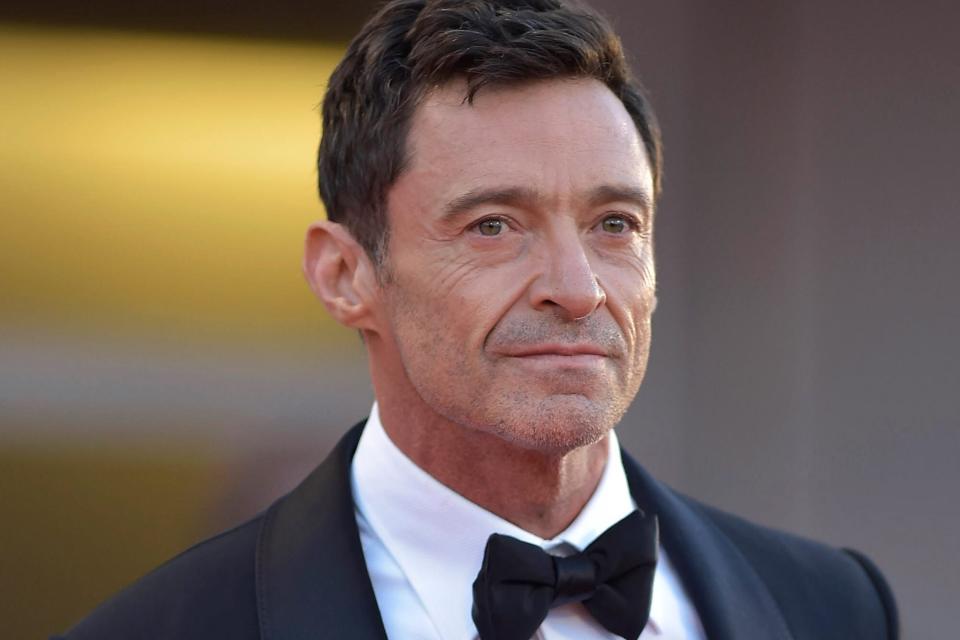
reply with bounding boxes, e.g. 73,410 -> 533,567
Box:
256,421 -> 388,640
621,452 -> 794,640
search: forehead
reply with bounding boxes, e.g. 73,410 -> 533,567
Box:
394,77 -> 652,212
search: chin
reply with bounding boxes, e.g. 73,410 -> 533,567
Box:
483,395 -> 625,456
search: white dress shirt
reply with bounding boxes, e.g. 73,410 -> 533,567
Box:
351,403 -> 706,640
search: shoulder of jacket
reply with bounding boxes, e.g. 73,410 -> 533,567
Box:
679,493 -> 899,640
59,515 -> 264,640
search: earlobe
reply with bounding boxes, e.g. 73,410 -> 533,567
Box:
303,220 -> 379,331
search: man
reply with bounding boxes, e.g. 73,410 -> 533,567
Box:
59,1 -> 898,639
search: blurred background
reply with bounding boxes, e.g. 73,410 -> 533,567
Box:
1,1 -> 956,637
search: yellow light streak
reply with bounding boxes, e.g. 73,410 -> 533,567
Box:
0,25 -> 349,345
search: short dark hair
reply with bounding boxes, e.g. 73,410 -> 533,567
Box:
318,0 -> 662,262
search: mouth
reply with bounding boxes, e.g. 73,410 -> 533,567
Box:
502,343 -> 608,357
496,344 -> 610,367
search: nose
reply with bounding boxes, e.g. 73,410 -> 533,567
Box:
528,228 -> 606,320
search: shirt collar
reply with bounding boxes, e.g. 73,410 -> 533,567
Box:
351,403 -> 638,640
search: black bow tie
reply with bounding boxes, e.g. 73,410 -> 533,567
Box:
471,510 -> 658,640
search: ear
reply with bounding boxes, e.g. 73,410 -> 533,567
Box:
303,220 -> 379,332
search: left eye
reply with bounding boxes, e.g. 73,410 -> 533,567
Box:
600,215 -> 631,234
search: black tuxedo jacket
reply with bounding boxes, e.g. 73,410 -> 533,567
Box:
59,422 -> 898,640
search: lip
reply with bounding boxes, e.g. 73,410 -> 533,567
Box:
497,343 -> 609,358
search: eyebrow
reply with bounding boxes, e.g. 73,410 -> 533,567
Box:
441,183 -> 653,220
587,184 -> 654,214
441,186 -> 539,220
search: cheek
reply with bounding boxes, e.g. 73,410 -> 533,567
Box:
598,254 -> 656,344
397,250 -> 530,335
382,271 -> 498,368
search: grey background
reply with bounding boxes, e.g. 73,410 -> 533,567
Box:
598,2 -> 959,637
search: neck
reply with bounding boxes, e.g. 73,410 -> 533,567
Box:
370,356 -> 609,539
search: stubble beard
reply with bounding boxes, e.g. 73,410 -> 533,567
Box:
384,290 -> 646,457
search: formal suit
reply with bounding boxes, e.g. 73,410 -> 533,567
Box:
58,421 -> 898,640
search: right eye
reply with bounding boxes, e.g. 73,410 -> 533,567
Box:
474,218 -> 504,236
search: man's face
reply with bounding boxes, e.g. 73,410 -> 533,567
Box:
372,77 -> 656,453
